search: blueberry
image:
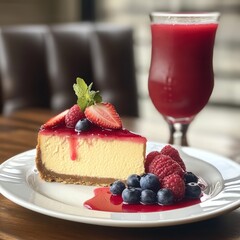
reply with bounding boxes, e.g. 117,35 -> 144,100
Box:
157,188 -> 174,205
185,182 -> 202,199
75,118 -> 90,132
135,187 -> 143,193
126,174 -> 141,188
184,172 -> 198,184
141,189 -> 157,205
140,173 -> 160,193
122,188 -> 141,204
110,180 -> 125,195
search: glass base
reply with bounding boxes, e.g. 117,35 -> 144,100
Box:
164,116 -> 195,125
168,122 -> 189,146
164,116 -> 194,146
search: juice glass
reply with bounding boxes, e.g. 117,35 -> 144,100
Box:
148,12 -> 220,145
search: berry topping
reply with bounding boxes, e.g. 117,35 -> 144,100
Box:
184,172 -> 199,184
126,174 -> 141,188
65,104 -> 85,128
148,154 -> 184,182
85,102 -> 122,129
122,188 -> 141,204
41,109 -> 68,129
140,173 -> 161,193
75,118 -> 91,132
44,78 -> 122,130
157,188 -> 174,205
185,182 -> 202,199
144,151 -> 160,172
162,174 -> 185,201
110,180 -> 126,196
140,189 -> 157,205
160,145 -> 186,171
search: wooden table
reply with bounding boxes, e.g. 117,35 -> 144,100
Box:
0,107 -> 240,240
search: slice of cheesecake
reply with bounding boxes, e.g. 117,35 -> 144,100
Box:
36,125 -> 146,186
35,78 -> 146,186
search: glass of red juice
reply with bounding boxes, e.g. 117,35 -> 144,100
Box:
148,12 -> 220,146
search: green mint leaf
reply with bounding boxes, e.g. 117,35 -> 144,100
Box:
73,77 -> 102,111
76,97 -> 87,111
94,92 -> 102,103
73,78 -> 87,98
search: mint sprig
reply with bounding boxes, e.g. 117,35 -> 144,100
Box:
73,77 -> 102,111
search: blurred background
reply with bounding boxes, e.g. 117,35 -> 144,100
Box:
0,0 -> 239,120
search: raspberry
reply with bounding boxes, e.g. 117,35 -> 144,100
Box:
144,151 -> 160,172
162,174 -> 185,201
148,154 -> 184,182
65,104 -> 85,128
160,145 -> 186,171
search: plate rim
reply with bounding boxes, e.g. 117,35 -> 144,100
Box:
0,143 -> 240,228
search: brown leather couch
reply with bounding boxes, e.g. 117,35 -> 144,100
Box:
0,23 -> 138,116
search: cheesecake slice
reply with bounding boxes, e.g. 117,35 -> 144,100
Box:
35,78 -> 146,186
36,125 -> 146,185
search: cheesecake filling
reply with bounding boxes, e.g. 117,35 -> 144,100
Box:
36,127 -> 146,185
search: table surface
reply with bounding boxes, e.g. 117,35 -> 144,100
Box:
0,107 -> 239,240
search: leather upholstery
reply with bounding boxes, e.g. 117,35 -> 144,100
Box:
90,24 -> 138,117
45,23 -> 94,112
0,23 -> 138,116
0,25 -> 50,115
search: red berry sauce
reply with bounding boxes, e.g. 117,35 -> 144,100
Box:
84,187 -> 205,213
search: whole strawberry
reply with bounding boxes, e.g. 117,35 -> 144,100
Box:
65,104 -> 85,128
160,145 -> 186,171
162,173 -> 185,201
148,154 -> 184,182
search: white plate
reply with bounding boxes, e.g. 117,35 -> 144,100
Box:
0,142 -> 240,228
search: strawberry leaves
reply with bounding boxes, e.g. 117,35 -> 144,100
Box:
73,78 -> 102,112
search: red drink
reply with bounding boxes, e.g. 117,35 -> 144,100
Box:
148,23 -> 218,120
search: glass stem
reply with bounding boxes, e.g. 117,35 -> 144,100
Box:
168,123 -> 189,146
